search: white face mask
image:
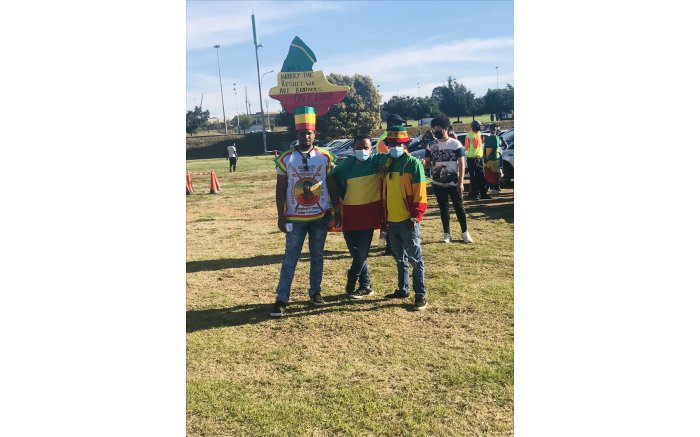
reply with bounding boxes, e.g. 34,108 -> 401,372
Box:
354,149 -> 371,161
389,146 -> 404,158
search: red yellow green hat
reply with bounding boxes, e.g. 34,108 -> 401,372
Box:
294,106 -> 316,131
385,125 -> 410,144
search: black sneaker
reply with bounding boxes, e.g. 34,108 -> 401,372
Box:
481,193 -> 493,199
414,295 -> 428,311
386,289 -> 410,299
310,293 -> 326,306
270,300 -> 287,317
349,286 -> 375,300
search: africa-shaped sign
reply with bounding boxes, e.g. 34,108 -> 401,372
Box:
268,36 -> 350,116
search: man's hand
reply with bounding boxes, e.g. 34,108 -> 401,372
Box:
457,182 -> 464,197
278,217 -> 287,233
377,164 -> 388,177
407,219 -> 415,230
334,208 -> 343,228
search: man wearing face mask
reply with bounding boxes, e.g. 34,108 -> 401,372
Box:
270,106 -> 340,317
423,116 -> 473,243
465,120 -> 491,200
333,135 -> 390,299
382,125 -> 429,310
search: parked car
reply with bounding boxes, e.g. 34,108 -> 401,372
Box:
325,138 -> 351,151
500,128 -> 514,182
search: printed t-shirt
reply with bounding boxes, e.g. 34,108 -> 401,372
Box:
425,138 -> 465,187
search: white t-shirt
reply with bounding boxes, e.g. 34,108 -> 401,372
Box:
425,138 -> 465,187
227,145 -> 237,158
274,147 -> 336,222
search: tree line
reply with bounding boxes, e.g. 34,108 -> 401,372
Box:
186,75 -> 513,138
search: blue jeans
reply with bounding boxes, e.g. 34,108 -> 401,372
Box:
275,215 -> 330,303
342,229 -> 374,288
387,220 -> 426,297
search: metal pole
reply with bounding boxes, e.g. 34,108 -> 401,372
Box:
213,45 -> 228,134
265,100 -> 270,131
251,13 -> 267,154
376,84 -> 382,129
496,66 -> 499,90
233,83 -> 239,130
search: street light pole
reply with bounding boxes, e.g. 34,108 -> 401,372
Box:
417,82 -> 421,97
251,13 -> 267,154
213,45 -> 228,134
496,66 -> 499,90
376,84 -> 382,129
233,83 -> 239,131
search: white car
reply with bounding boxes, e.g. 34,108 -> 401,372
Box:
500,128 -> 514,182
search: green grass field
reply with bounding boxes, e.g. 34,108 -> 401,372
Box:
186,156 -> 514,436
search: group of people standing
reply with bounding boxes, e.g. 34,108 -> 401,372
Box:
270,107 -> 501,317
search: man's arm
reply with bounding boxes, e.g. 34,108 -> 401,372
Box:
276,175 -> 288,233
456,156 -> 465,196
326,175 -> 341,227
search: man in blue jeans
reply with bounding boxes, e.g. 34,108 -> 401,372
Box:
270,106 -> 340,317
382,125 -> 429,310
333,135 -> 390,299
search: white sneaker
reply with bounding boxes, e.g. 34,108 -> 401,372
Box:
443,233 -> 451,243
462,231 -> 473,243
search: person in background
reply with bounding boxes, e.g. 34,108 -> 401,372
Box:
423,116 -> 473,243
382,125 -> 429,310
465,120 -> 491,200
226,143 -> 238,172
484,123 -> 503,195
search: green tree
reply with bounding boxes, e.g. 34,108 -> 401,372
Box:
381,96 -> 417,121
432,77 -> 478,123
238,114 -> 254,133
316,74 -> 381,138
414,96 -> 441,120
186,106 -> 210,136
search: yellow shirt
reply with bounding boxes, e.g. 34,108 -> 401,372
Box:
386,171 -> 410,222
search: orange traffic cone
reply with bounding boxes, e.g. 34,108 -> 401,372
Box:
186,173 -> 193,195
209,170 -> 222,194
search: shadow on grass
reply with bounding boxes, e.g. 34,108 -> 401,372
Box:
422,191 -> 514,224
187,250 -> 349,273
187,297 -> 411,332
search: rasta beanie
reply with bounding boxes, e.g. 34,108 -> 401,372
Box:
294,106 -> 316,131
385,125 -> 410,144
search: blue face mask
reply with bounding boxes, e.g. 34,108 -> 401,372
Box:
389,146 -> 404,158
354,149 -> 371,161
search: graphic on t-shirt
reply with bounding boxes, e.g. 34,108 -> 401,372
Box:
433,165 -> 459,184
293,177 -> 322,210
426,139 -> 465,186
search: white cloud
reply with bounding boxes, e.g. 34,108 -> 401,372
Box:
187,1 -> 347,50
322,36 -> 513,84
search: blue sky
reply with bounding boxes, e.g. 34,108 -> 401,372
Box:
187,0 -> 514,119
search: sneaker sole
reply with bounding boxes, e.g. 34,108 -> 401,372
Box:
349,290 -> 375,300
414,304 -> 428,311
311,301 -> 326,307
270,312 -> 284,317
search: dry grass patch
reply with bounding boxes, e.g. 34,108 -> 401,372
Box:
187,156 -> 514,436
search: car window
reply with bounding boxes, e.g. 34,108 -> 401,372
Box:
502,130 -> 514,143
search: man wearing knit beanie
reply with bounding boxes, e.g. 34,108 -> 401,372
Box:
382,125 -> 429,310
270,106 -> 340,317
